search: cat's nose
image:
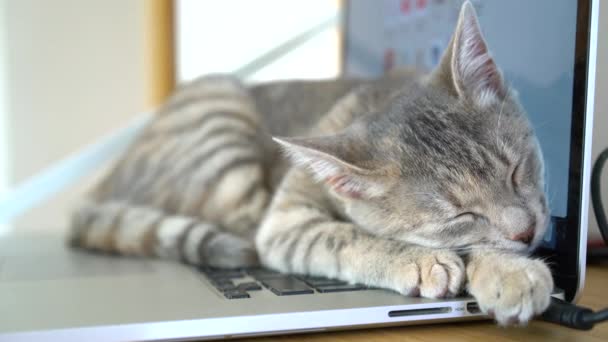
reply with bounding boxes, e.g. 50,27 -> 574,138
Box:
510,225 -> 535,245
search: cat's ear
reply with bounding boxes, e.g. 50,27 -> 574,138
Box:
431,0 -> 506,107
273,135 -> 394,199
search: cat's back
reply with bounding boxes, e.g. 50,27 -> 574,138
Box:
250,68 -> 421,137
250,78 -> 363,137
91,70 -> 422,203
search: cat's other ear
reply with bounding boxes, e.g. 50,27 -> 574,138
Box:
430,0 -> 506,107
273,135 -> 394,199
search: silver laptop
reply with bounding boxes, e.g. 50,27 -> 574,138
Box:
0,0 -> 599,341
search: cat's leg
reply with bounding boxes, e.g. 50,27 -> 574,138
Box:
157,76 -> 270,239
466,250 -> 553,325
256,172 -> 465,298
70,200 -> 258,268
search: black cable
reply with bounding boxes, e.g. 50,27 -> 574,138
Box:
591,147 -> 608,243
541,298 -> 594,330
541,298 -> 608,330
582,308 -> 608,325
588,147 -> 608,262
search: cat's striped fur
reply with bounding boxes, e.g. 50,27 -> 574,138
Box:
70,2 -> 553,326
70,75 -> 366,267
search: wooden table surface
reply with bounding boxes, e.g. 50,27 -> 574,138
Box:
242,265 -> 608,342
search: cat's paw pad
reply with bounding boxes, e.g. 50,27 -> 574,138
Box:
468,257 -> 553,326
394,250 -> 465,299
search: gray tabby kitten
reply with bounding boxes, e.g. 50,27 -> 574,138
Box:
70,2 -> 553,326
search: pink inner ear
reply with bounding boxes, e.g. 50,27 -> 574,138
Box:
453,8 -> 505,100
325,175 -> 362,199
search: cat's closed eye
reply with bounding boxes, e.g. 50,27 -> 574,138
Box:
452,212 -> 482,222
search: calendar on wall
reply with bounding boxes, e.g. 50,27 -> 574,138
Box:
343,0 -> 482,76
381,0 -> 473,72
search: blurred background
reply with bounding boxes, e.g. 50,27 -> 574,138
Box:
0,0 -> 341,233
0,0 -> 605,245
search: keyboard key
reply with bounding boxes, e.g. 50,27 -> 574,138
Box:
315,284 -> 368,293
210,279 -> 234,287
215,283 -> 238,292
261,276 -> 314,296
224,290 -> 250,299
204,269 -> 244,280
299,276 -> 347,287
237,282 -> 262,291
246,268 -> 283,279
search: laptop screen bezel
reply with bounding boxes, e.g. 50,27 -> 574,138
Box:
340,0 -> 597,301
533,0 -> 595,301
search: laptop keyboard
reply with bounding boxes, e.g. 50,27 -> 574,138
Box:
200,267 -> 369,299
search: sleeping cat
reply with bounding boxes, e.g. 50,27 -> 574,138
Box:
70,1 -> 553,326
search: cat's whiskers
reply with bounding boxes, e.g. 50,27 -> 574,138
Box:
431,245 -> 476,253
432,241 -> 529,255
544,168 -> 557,209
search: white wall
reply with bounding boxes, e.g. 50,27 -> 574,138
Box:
0,0 -> 148,232
0,1 -> 9,233
175,0 -> 340,83
588,1 -> 608,243
4,0 -> 147,183
0,1 -> 8,191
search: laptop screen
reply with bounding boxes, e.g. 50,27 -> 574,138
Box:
343,0 -> 580,249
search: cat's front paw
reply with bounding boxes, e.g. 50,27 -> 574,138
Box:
392,249 -> 465,299
467,253 -> 553,326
